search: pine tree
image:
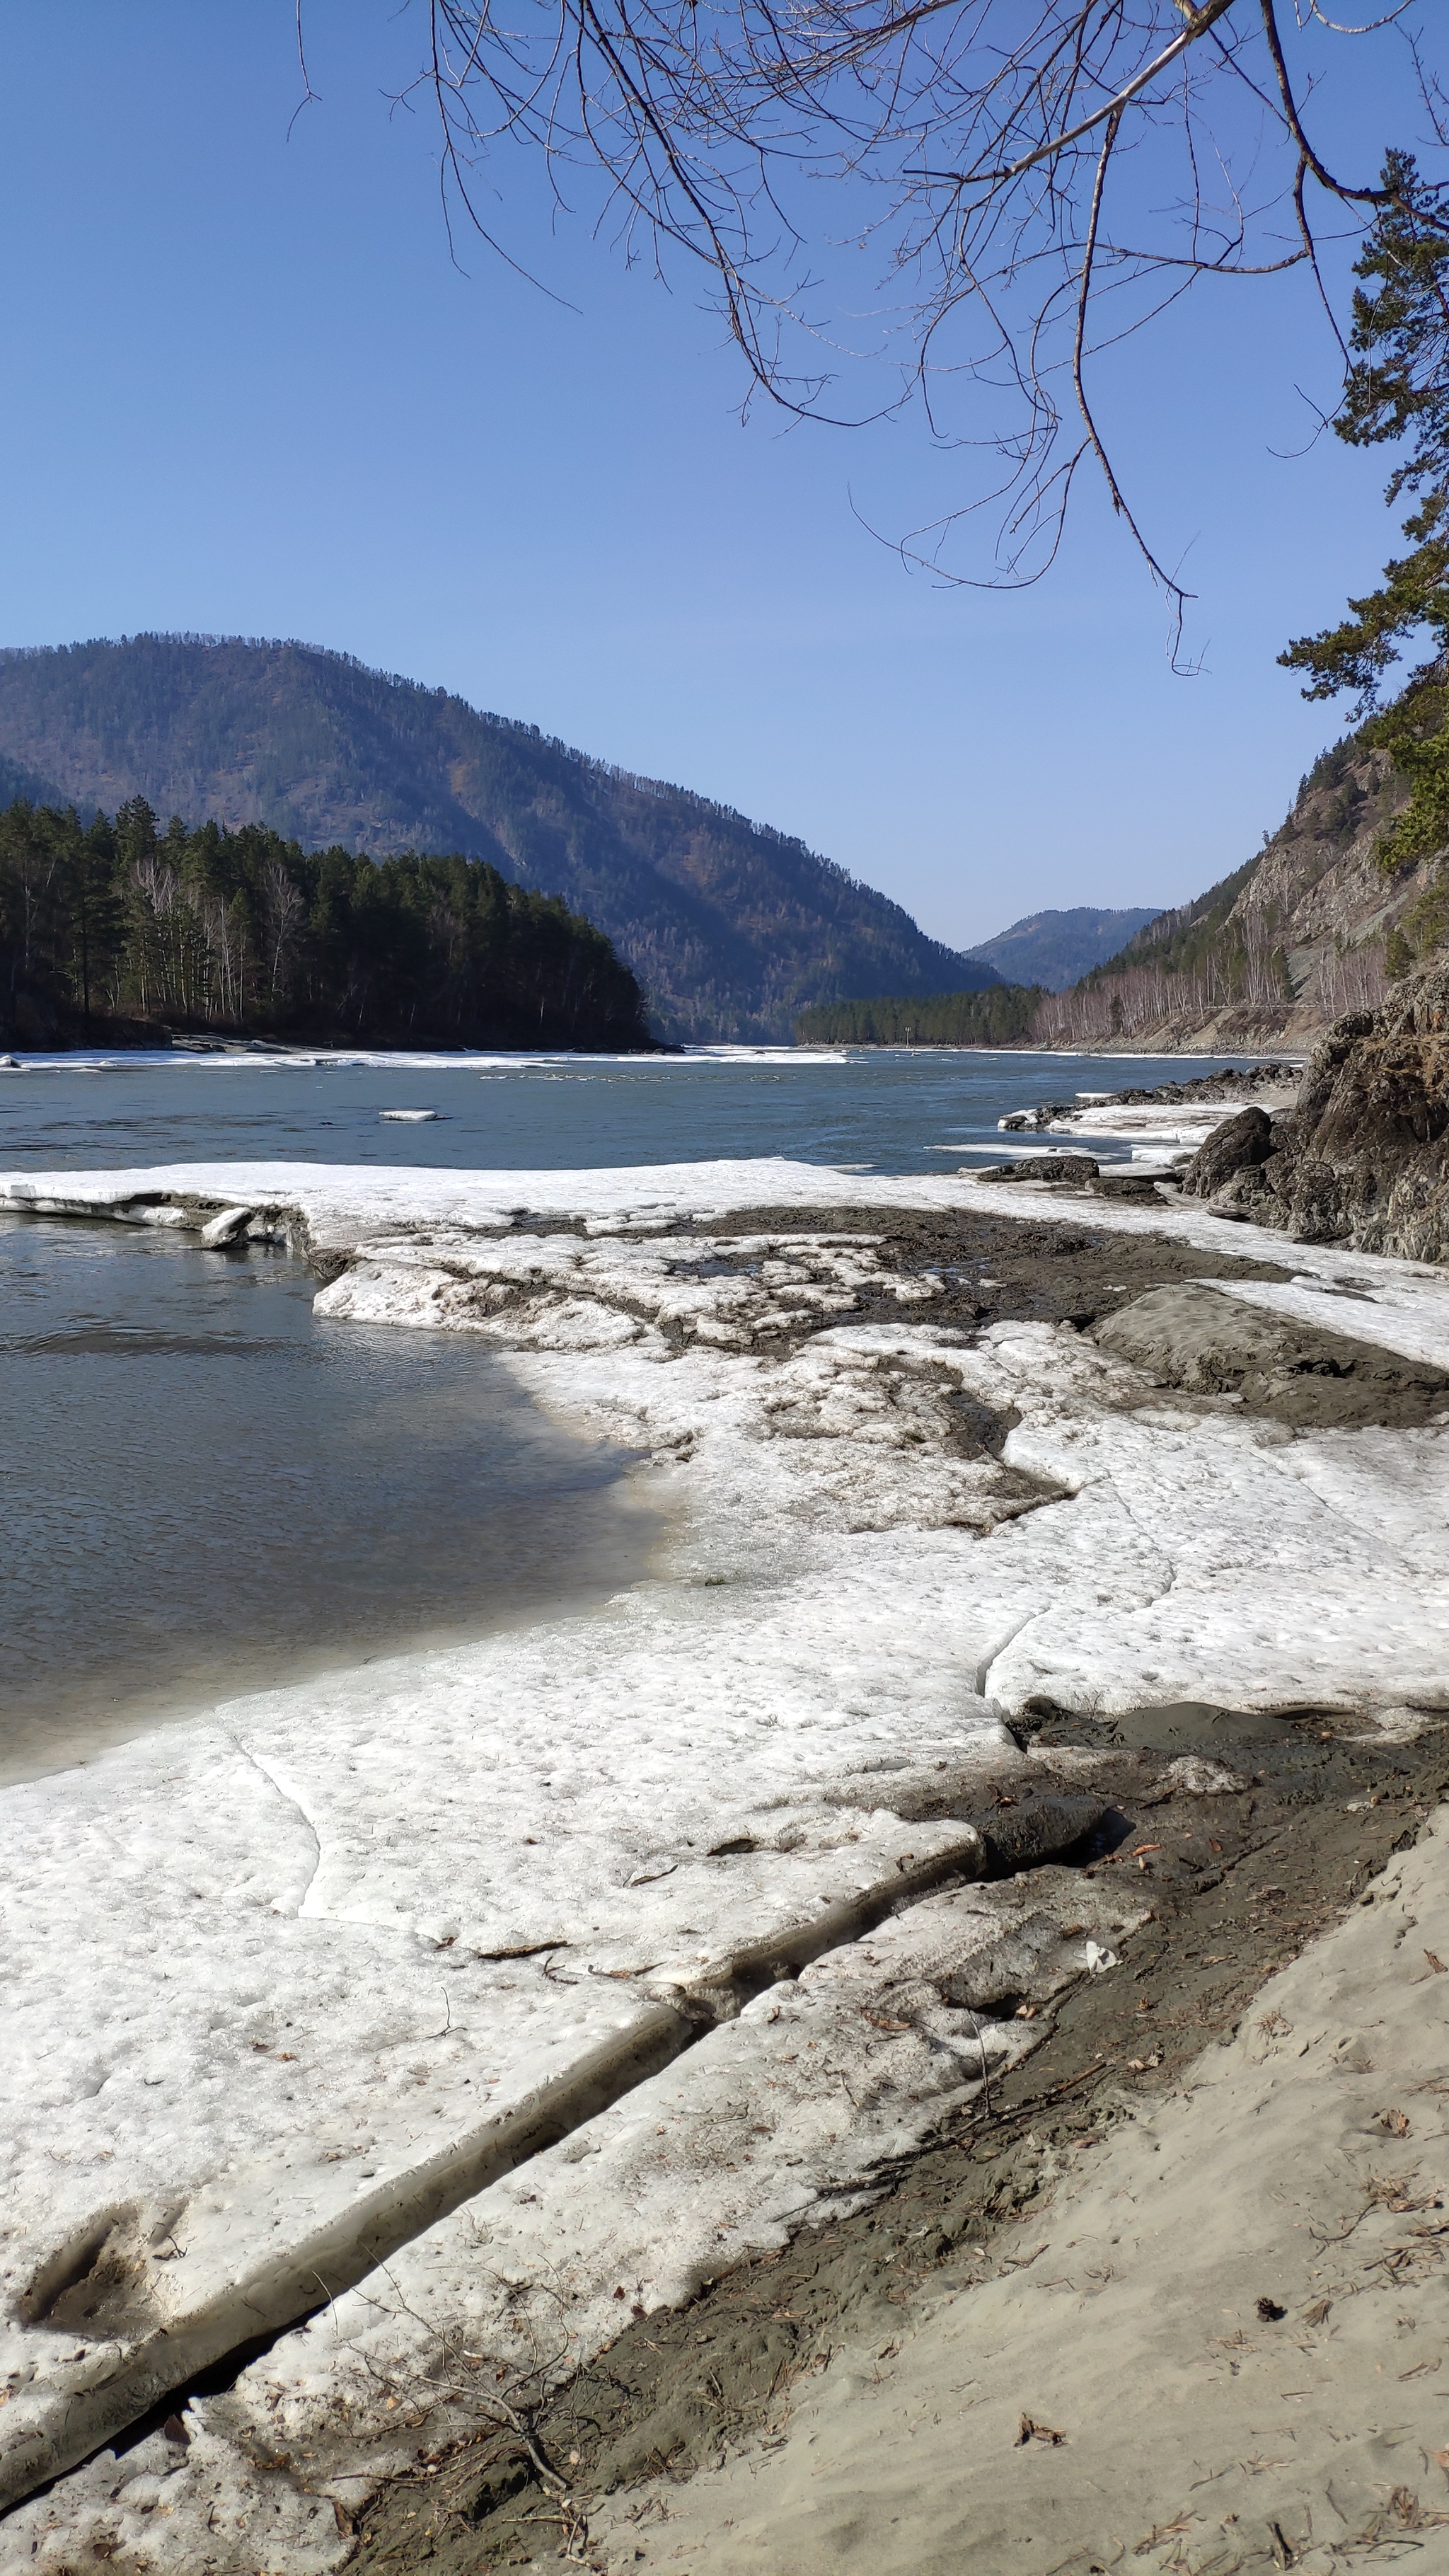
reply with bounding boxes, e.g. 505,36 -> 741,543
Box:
67,818 -> 127,1037
1281,155 -> 1449,873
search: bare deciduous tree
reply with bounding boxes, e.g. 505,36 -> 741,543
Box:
336,1 -> 1446,651
262,859 -> 304,1010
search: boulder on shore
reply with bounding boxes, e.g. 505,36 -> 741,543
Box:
1180,1104 -> 1275,1199
978,1153 -> 1101,1186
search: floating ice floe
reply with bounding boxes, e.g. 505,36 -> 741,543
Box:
4,1153 -> 1449,2563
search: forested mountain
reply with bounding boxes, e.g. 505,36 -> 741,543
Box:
0,638 -> 995,1042
0,795 -> 652,1053
0,745 -> 62,810
966,904 -> 1162,992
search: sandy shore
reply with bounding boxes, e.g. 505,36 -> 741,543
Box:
328,1710 -> 1449,2574
5,1154 -> 1449,2572
584,1788 -> 1449,2576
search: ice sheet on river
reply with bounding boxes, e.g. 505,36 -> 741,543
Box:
4,1156 -> 1449,2560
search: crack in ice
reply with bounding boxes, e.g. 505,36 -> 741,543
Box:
976,1614 -> 1039,1700
232,1742 -> 327,1920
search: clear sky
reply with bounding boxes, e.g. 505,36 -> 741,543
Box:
0,5 -> 1438,948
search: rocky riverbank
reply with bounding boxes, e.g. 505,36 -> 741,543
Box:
1000,1062 -> 1304,1136
1011,964 -> 1449,1266
1174,963 -> 1449,1263
4,1154 -> 1449,2573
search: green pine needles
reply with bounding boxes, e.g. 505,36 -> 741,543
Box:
1281,152 -> 1449,877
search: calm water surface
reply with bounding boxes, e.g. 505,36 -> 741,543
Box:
0,1215 -> 655,1783
1,1046 -> 1262,1780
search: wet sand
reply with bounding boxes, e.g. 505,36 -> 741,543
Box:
346,1715 -> 1449,2570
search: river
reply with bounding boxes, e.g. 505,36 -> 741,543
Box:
1,1043 -> 1259,1778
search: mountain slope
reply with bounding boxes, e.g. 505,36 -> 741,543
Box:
0,638 -> 995,1041
0,745 -> 62,809
966,905 -> 1162,993
1026,727 -> 1437,1051
795,717 -> 1447,1056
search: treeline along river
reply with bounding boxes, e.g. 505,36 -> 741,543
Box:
0,795 -> 653,1052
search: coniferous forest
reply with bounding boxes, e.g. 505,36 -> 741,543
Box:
794,984 -> 1041,1047
0,795 -> 655,1052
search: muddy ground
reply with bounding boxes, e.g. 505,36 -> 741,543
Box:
340,1209 -> 1449,2572
705,1200 -> 1298,1333
705,1202 -> 1449,1431
347,1718 -> 1449,2572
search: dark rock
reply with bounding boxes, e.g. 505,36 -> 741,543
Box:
998,1102 -> 1078,1132
978,1154 -> 1100,1186
1181,1105 -> 1275,1200
1085,1172 -> 1174,1202
1099,1062 -> 1299,1111
1201,965 -> 1449,1258
971,1794 -> 1110,1873
1091,1280 -> 1449,1427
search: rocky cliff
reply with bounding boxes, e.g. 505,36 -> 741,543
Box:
1182,962 -> 1449,1260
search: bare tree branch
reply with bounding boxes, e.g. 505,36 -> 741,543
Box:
1258,0 -> 1395,203
291,1 -> 1445,622
964,0 -> 1242,191
287,0 -> 321,142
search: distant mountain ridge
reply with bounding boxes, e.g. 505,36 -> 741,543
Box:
0,637 -> 998,1042
965,904 -> 1162,992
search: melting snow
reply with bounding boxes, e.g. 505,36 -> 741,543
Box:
4,1154 -> 1449,2560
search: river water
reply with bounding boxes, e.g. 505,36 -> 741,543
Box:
1,1045 -> 1260,1780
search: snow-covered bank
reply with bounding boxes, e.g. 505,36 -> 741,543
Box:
1053,1094 -> 1292,1153
0,1044 -> 844,1074
998,1066 -> 1302,1159
6,1155 -> 1449,2563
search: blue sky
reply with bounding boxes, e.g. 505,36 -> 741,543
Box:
0,4 -> 1439,948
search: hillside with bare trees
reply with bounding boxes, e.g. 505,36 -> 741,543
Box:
1031,732 -> 1425,1052
802,721 -> 1449,1056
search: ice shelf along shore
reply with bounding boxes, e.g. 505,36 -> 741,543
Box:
4,1154 -> 1449,2571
